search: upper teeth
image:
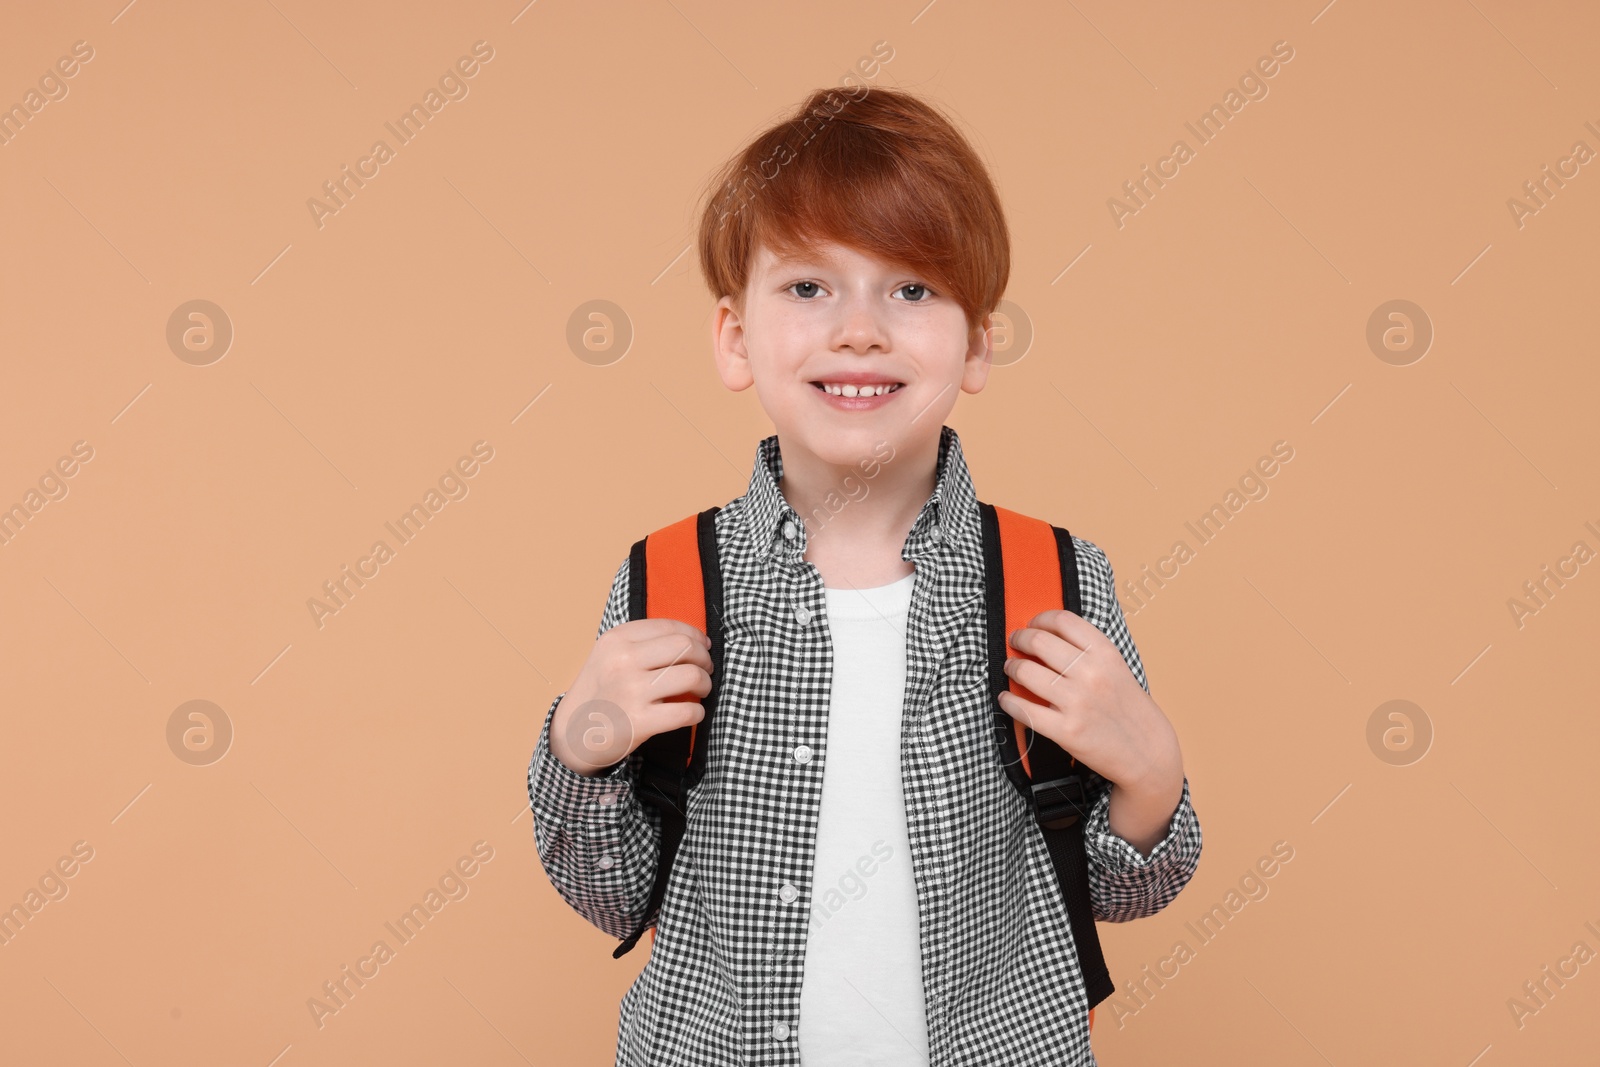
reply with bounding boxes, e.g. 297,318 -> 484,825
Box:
820,382 -> 900,397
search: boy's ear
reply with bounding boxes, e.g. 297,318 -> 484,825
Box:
711,295 -> 754,391
961,312 -> 995,394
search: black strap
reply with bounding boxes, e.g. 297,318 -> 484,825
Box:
613,507 -> 723,958
977,502 -> 1115,1009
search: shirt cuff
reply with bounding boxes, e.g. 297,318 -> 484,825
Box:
528,692 -> 638,830
1085,775 -> 1198,871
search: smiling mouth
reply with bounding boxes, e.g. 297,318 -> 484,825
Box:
810,382 -> 904,397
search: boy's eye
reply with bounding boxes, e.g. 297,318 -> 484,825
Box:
895,283 -> 931,302
788,281 -> 824,299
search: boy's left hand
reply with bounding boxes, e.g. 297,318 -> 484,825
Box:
998,610 -> 1185,847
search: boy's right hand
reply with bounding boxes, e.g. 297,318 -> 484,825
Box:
547,619 -> 714,777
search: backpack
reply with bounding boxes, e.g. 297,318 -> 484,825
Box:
606,501 -> 1115,1022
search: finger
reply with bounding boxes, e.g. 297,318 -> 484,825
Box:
636,630 -> 714,679
999,686 -> 1085,754
995,687 -> 1056,733
1004,654 -> 1078,706
1024,609 -> 1102,653
641,699 -> 705,732
625,618 -> 715,654
648,662 -> 713,702
1010,620 -> 1092,678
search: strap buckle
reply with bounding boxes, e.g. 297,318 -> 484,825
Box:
1031,774 -> 1088,830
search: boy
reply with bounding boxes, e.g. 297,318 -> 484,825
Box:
528,85 -> 1201,1066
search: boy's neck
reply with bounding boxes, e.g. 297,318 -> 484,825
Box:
775,432 -> 938,588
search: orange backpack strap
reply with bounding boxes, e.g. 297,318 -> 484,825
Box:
634,510 -> 713,764
612,507 -> 724,960
978,501 -> 1115,1011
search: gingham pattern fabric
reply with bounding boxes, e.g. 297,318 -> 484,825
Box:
527,424 -> 1203,1066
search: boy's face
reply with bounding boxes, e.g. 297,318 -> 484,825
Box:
712,239 -> 992,471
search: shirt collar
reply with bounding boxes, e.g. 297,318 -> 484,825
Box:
742,424 -> 978,568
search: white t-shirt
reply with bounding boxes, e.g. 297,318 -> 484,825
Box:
798,571 -> 929,1064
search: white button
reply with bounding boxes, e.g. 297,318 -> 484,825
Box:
597,793 -> 617,806
793,744 -> 813,764
794,606 -> 812,625
773,1021 -> 791,1040
778,883 -> 798,903
929,523 -> 941,541
782,520 -> 797,540
597,855 -> 615,869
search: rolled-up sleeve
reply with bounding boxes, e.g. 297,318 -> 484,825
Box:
1072,537 -> 1203,922
1084,775 -> 1202,922
525,555 -> 663,940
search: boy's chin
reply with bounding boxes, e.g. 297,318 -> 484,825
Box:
782,419 -> 924,467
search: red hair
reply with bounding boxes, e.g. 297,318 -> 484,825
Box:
695,86 -> 1010,338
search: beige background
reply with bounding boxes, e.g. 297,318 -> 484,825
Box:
2,0 -> 1597,1063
